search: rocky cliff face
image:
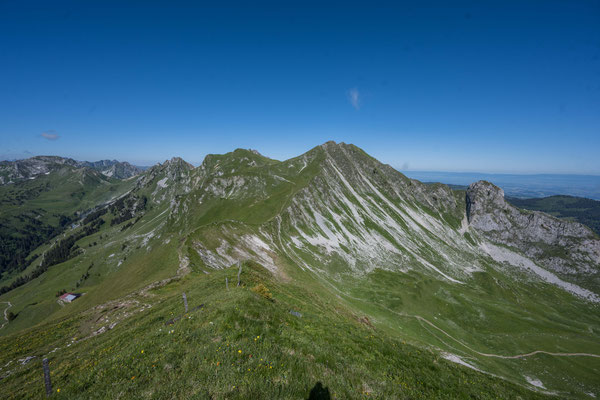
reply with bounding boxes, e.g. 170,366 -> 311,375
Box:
466,180 -> 600,285
0,156 -> 74,184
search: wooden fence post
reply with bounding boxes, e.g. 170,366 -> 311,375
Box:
43,358 -> 52,396
237,262 -> 242,287
182,292 -> 188,313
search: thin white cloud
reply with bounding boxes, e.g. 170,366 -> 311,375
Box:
41,130 -> 60,140
347,88 -> 360,110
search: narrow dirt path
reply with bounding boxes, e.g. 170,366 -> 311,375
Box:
380,304 -> 600,359
0,301 -> 13,330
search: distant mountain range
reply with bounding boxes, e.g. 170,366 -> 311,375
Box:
0,156 -> 143,185
1,143 -> 599,398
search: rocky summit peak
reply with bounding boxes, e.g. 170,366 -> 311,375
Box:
319,140 -> 350,150
314,141 -> 358,160
468,180 -> 504,198
465,180 -> 506,222
165,156 -> 183,164
162,157 -> 193,169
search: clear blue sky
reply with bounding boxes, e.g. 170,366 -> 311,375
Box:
1,1 -> 599,173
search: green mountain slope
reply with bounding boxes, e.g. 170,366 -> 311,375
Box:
1,142 -> 599,398
0,262 -> 546,399
0,164 -> 136,287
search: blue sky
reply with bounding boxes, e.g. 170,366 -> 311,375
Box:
1,1 -> 599,173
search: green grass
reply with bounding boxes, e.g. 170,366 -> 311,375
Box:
0,202 -> 177,336
0,262 -> 546,399
334,266 -> 600,398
